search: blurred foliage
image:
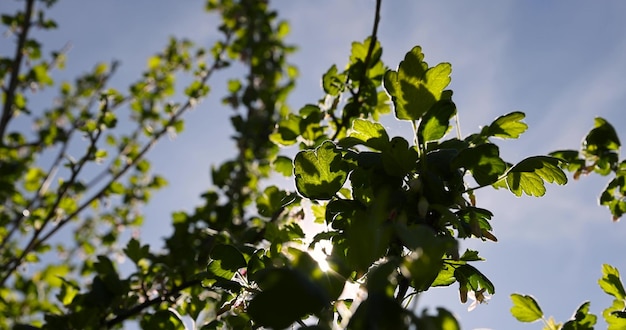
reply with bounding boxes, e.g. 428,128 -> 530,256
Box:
0,0 -> 623,329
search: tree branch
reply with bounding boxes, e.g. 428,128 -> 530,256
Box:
0,0 -> 35,141
104,279 -> 202,328
330,0 -> 382,141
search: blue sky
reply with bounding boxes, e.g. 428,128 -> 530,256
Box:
4,0 -> 626,328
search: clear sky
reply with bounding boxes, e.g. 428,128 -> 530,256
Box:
5,0 -> 626,329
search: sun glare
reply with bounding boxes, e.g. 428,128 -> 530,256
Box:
310,240 -> 332,272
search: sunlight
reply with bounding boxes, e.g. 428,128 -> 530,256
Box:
309,240 -> 332,272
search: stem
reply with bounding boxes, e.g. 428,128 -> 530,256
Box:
0,36 -> 230,287
0,0 -> 35,141
104,279 -> 202,328
330,0 -> 382,141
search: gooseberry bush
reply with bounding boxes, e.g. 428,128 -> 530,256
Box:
1,0 -> 625,329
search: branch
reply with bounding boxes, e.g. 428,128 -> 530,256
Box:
0,0 -> 35,141
0,35 -> 231,286
104,279 -> 202,328
330,0 -> 382,141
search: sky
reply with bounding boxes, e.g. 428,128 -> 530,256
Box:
3,0 -> 626,329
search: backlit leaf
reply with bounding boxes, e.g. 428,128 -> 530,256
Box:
273,155 -> 293,177
339,118 -> 389,151
383,46 -> 452,121
598,264 -> 626,300
322,64 -> 345,96
603,299 -> 626,330
294,141 -> 349,200
506,156 -> 567,197
510,293 -> 543,322
486,111 -> 528,139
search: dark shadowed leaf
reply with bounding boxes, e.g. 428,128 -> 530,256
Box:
452,143 -> 507,186
248,268 -> 328,329
207,244 -> 247,280
584,117 -> 621,156
418,96 -> 456,143
562,301 -> 596,330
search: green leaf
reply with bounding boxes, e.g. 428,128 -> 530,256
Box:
290,248 -> 345,302
207,244 -> 247,281
431,264 -> 457,287
322,64 -> 345,96
485,111 -> 528,139
562,301 -> 596,330
273,155 -> 293,176
510,293 -> 543,322
270,114 -> 301,146
339,118 -> 390,151
549,150 -> 586,174
248,268 -> 328,329
454,264 -> 494,295
452,143 -> 507,186
381,137 -> 419,176
604,299 -> 626,330
383,46 -> 452,121
600,173 -> 626,221
460,249 -> 484,262
598,264 -> 626,300
506,156 -> 568,197
294,141 -> 350,200
584,117 -> 621,156
24,167 -> 45,192
140,310 -> 184,330
417,308 -> 461,330
256,186 -> 297,218
348,293 -> 408,329
124,238 -> 149,264
418,96 -> 456,143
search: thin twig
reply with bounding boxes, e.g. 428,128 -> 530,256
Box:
0,0 -> 35,141
0,35 -> 231,287
104,279 -> 202,328
330,0 -> 382,141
